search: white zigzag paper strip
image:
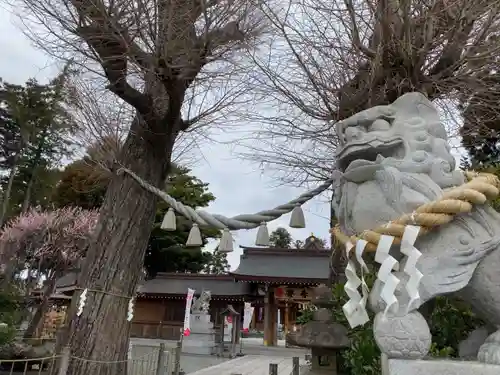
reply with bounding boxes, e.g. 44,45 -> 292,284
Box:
400,225 -> 423,313
375,235 -> 401,317
355,240 -> 370,312
343,242 -> 369,328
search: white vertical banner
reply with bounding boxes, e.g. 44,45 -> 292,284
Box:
183,288 -> 195,336
225,315 -> 233,338
277,308 -> 281,335
242,302 -> 254,333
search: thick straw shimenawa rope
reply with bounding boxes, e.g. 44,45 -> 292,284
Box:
332,171 -> 500,253
117,167 -> 333,230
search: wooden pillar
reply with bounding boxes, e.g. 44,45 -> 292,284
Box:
263,287 -> 277,346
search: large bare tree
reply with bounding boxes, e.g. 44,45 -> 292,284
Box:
238,0 -> 500,185
8,0 -> 263,372
67,74 -> 211,170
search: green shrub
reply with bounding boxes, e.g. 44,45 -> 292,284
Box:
0,289 -> 21,346
428,296 -> 484,357
295,305 -> 315,325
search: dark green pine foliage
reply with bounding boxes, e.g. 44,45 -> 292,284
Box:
269,227 -> 292,248
203,246 -> 230,274
0,68 -> 76,221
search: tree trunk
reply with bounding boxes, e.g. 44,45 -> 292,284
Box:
56,115 -> 174,375
23,270 -> 61,339
21,166 -> 37,213
0,153 -> 21,226
21,127 -> 48,213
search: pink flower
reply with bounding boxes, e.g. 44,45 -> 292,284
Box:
0,207 -> 99,269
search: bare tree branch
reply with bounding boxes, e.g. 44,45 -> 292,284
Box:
236,0 -> 500,185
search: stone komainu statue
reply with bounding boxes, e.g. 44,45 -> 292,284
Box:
332,92 -> 500,364
191,290 -> 211,314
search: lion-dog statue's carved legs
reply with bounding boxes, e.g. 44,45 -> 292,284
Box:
457,241 -> 500,365
369,237 -> 500,365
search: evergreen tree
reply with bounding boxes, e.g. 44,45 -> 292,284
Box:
0,68 -> 76,224
204,246 -> 230,274
269,227 -> 293,248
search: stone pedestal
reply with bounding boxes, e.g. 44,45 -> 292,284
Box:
182,313 -> 215,355
310,347 -> 339,374
383,358 -> 500,375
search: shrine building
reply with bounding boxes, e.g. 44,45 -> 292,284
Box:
43,235 -> 330,346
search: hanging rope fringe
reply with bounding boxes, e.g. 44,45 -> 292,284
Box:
255,222 -> 270,246
332,171 -> 500,252
160,207 -> 176,231
289,204 -> 306,228
186,224 -> 203,247
219,228 -> 234,253
117,167 -> 332,231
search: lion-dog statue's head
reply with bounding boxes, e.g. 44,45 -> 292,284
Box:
331,92 -> 500,323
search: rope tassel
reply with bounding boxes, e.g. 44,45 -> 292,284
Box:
255,222 -> 270,246
289,204 -> 306,228
160,208 -> 176,231
186,224 -> 203,247
219,228 -> 234,253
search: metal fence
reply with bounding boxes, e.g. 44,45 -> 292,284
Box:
0,341 -> 181,375
0,354 -> 59,375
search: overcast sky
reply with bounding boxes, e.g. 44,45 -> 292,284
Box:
0,8 -> 331,270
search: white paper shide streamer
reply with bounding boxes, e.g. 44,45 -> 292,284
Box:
343,241 -> 370,328
400,225 -> 423,313
374,234 -> 400,317
355,240 -> 370,314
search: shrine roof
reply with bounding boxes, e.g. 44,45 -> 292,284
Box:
230,247 -> 330,283
53,272 -> 250,298
137,273 -> 250,296
55,271 -> 78,291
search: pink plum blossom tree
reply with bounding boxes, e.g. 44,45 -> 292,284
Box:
0,207 -> 98,338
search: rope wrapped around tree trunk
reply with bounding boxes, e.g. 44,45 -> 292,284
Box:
332,171 -> 500,253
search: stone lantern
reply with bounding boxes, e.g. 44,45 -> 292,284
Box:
287,284 -> 350,374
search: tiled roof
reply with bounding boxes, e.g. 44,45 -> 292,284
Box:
54,271 -> 250,296
230,247 -> 330,282
55,271 -> 78,289
137,273 -> 250,296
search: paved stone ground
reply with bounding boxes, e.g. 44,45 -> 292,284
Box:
186,355 -> 307,375
130,337 -> 308,374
